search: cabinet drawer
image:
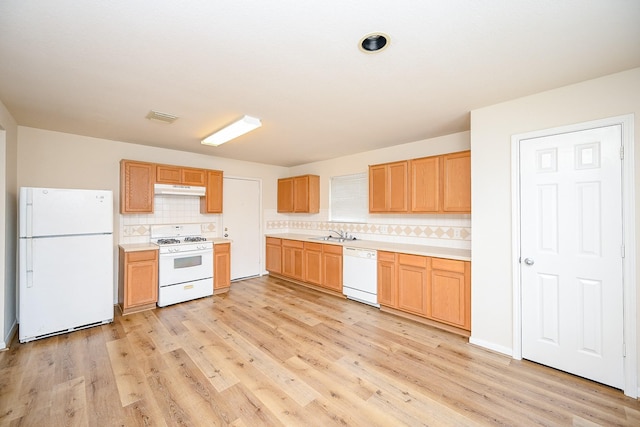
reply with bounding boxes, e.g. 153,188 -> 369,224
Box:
266,237 -> 281,246
432,257 -> 466,273
127,250 -> 158,263
282,239 -> 304,249
378,251 -> 396,262
323,244 -> 343,255
398,253 -> 428,268
304,242 -> 323,252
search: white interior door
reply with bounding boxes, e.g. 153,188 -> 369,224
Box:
223,177 -> 261,280
520,124 -> 624,389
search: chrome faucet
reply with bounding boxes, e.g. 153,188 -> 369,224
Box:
328,229 -> 345,239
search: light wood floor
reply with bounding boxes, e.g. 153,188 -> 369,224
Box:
1,275 -> 640,426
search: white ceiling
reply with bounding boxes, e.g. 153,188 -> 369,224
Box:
1,1 -> 639,167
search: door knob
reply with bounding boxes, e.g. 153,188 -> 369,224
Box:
523,258 -> 535,265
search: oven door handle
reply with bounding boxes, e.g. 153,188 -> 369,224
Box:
161,248 -> 213,258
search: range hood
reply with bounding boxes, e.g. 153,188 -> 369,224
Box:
154,183 -> 206,197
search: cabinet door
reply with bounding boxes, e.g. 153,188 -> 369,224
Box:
304,242 -> 323,285
200,170 -> 223,213
277,178 -> 294,213
322,244 -> 343,292
388,161 -> 409,212
156,164 -> 182,184
377,251 -> 397,307
120,160 -> 155,214
214,243 -> 231,290
369,161 -> 408,213
397,254 -> 428,315
282,240 -> 304,280
181,168 -> 206,186
428,258 -> 470,330
369,164 -> 388,212
293,176 -> 310,213
442,151 -> 471,213
293,175 -> 319,213
125,251 -> 158,308
266,238 -> 282,274
410,156 -> 440,213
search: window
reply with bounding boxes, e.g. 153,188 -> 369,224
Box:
330,173 -> 368,222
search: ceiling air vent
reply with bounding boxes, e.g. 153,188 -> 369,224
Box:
146,110 -> 179,124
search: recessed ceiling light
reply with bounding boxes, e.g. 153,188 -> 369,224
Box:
146,110 -> 179,124
359,33 -> 389,53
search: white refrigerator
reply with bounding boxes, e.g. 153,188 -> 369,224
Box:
18,187 -> 114,342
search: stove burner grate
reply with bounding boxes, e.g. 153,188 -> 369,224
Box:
157,238 -> 181,245
184,236 -> 207,242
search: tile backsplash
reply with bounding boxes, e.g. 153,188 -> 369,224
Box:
120,195 -> 219,244
265,209 -> 471,250
120,196 -> 471,250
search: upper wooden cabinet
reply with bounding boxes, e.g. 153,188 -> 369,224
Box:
410,156 -> 440,212
369,161 -> 409,213
120,160 -> 155,214
121,160 -> 223,214
370,150 -> 470,214
441,151 -> 471,213
410,150 -> 470,213
156,165 -> 206,186
277,175 -> 319,213
200,169 -> 223,214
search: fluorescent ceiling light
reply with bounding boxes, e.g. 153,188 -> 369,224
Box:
201,115 -> 262,146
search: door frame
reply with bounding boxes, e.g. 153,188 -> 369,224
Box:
510,114 -> 636,398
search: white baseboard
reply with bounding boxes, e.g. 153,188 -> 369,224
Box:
1,320 -> 18,350
469,336 -> 513,357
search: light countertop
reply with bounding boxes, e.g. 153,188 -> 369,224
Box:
266,233 -> 471,261
119,238 -> 231,253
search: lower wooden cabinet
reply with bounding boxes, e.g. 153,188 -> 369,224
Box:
322,244 -> 343,292
428,258 -> 471,330
118,248 -> 158,315
214,243 -> 231,292
377,251 -> 397,307
304,242 -> 323,285
266,238 -> 342,294
282,239 -> 304,280
377,251 -> 471,332
397,253 -> 429,316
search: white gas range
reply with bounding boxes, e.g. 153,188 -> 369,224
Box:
151,224 -> 213,307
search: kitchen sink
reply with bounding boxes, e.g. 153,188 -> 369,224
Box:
309,235 -> 349,242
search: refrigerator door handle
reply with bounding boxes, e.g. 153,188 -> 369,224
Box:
25,188 -> 33,238
25,239 -> 33,288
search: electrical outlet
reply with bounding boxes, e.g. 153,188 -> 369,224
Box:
379,225 -> 388,234
453,228 -> 462,239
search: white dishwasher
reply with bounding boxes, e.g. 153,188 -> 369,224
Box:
343,247 -> 379,307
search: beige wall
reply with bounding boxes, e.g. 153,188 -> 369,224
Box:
17,127 -> 288,211
0,98 -> 18,348
470,68 -> 640,373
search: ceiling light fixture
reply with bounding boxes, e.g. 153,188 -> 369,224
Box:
201,115 -> 262,147
359,33 -> 389,53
